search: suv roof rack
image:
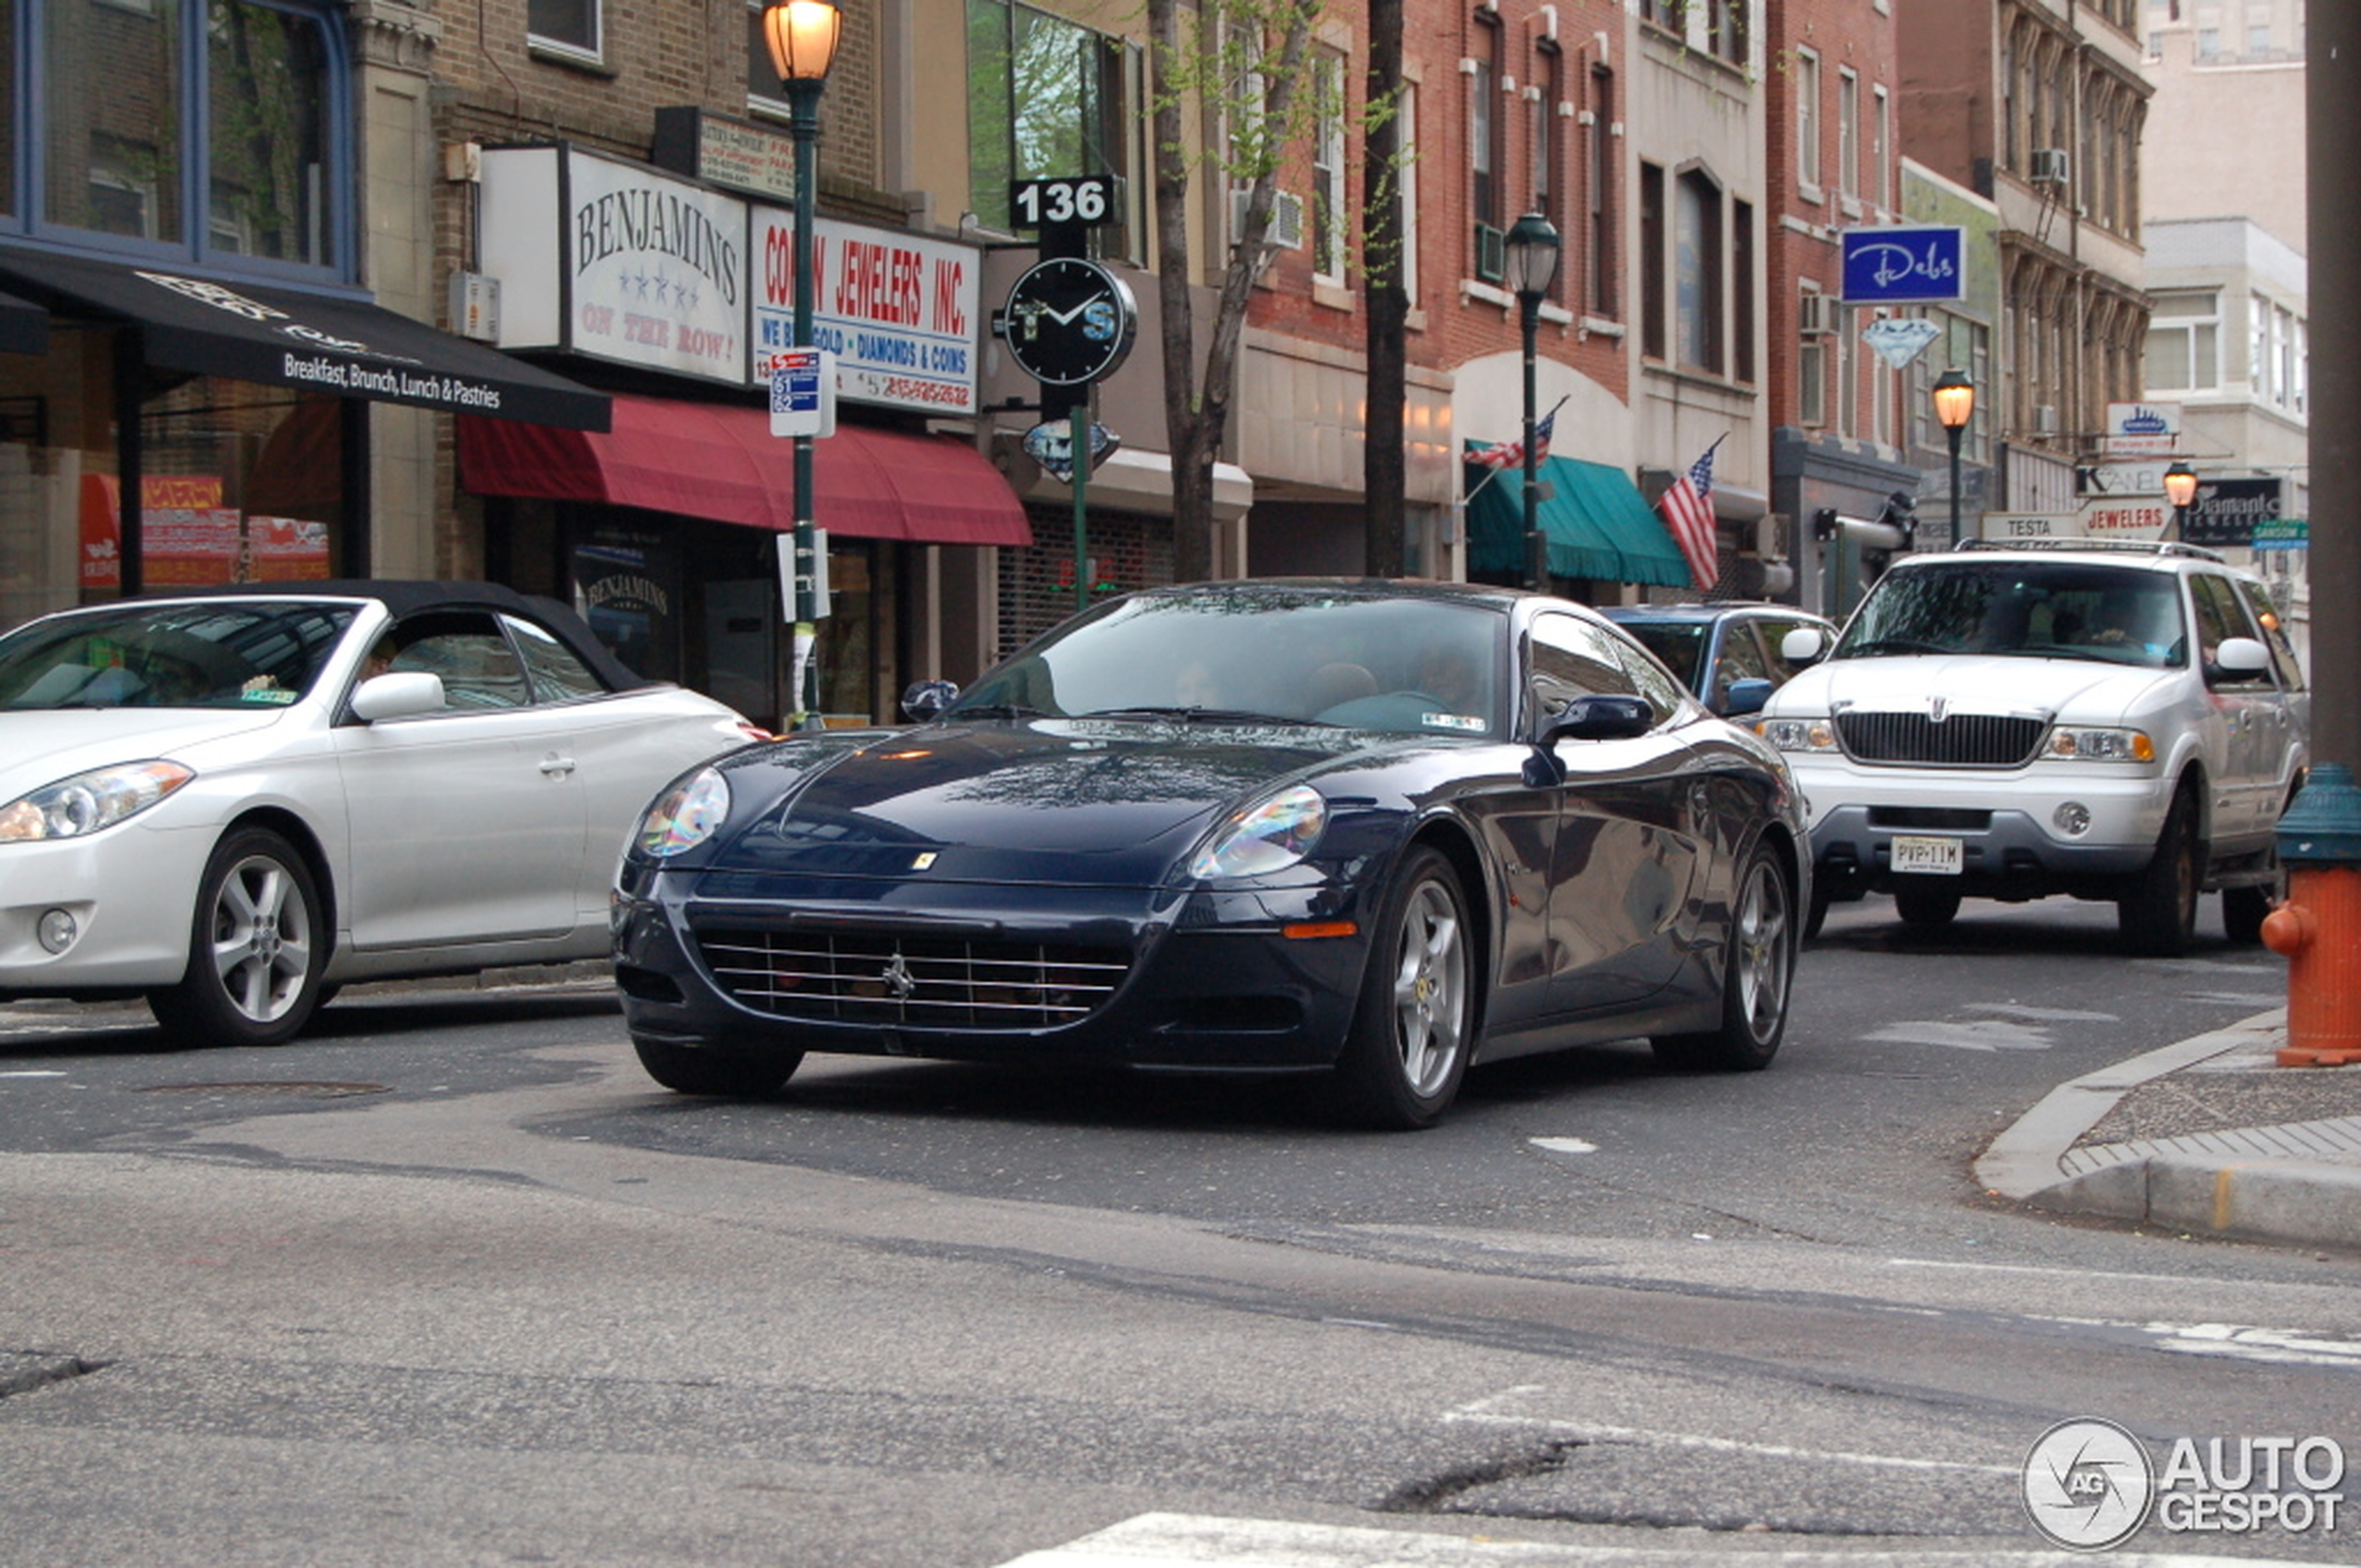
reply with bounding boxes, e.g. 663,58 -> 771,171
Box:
1955,537 -> 2226,563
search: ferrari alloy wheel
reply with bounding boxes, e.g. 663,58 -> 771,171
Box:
148,827 -> 326,1048
634,1035 -> 802,1098
1333,846 -> 1472,1129
2119,788 -> 2198,957
1653,841 -> 1793,1073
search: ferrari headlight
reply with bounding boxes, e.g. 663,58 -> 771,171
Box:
2044,727 -> 2154,763
0,760 -> 195,842
1758,717 -> 1839,754
1191,784 -> 1326,880
637,766 -> 731,858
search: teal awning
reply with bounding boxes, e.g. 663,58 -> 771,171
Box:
1464,455 -> 1695,588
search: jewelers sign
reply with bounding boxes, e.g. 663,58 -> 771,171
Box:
481,146 -> 748,385
751,209 -> 980,416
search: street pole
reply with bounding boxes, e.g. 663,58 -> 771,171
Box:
1947,426 -> 1964,547
1072,402 -> 1089,615
1521,296 -> 1544,592
789,74 -> 823,731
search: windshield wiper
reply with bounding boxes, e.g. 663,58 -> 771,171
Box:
947,701 -> 1047,721
1840,638 -> 1952,656
1077,705 -> 1298,725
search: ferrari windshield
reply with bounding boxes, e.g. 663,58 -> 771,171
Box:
950,588 -> 1510,739
1837,562 -> 2188,668
0,600 -> 360,710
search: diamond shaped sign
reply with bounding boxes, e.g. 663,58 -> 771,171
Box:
1863,317 -> 1945,371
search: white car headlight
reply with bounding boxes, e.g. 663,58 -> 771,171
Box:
1758,717 -> 1839,754
2044,726 -> 2155,763
0,760 -> 195,842
1191,784 -> 1326,880
637,766 -> 732,858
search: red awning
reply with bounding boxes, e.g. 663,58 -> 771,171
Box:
457,393 -> 1033,547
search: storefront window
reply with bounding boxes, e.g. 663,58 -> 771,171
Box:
17,0 -> 343,275
125,376 -> 343,587
1,327 -> 118,629
815,543 -> 872,723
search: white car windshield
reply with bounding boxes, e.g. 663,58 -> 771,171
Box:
0,600 -> 360,710
949,589 -> 1510,739
1837,563 -> 2187,668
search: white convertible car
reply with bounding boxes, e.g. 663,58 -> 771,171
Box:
0,581 -> 762,1047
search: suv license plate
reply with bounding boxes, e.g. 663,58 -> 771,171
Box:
1891,835 -> 1963,876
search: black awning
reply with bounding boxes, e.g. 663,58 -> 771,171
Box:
0,245 -> 607,430
0,287 -> 47,356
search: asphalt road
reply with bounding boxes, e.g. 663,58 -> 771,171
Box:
2,894 -> 2355,1566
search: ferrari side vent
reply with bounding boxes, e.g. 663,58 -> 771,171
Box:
694,926 -> 1129,1030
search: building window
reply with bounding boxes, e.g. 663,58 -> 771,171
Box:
1639,159 -> 1665,360
1837,68 -> 1858,202
1709,0 -> 1747,65
1871,86 -> 1890,211
1799,333 -> 1827,427
27,0 -> 343,274
2249,291 -> 2272,401
967,0 -> 1139,259
1795,48 -> 1821,192
1394,80 -> 1419,309
528,0 -> 599,58
1675,168 -> 1722,375
1535,45 -> 1562,296
1586,65 -> 1614,318
2144,290 -> 2220,391
1471,13 -> 1502,231
1311,45 -> 1347,284
1733,197 -> 1753,384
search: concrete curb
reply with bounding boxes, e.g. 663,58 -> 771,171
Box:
1977,1008 -> 2361,1252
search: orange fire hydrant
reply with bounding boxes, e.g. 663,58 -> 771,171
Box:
2262,764 -> 2361,1067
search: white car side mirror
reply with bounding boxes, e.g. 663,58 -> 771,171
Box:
2211,637 -> 2272,679
1781,626 -> 1827,665
351,671 -> 447,721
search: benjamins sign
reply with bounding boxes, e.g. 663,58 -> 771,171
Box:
751,210 -> 980,416
1840,226 -> 1965,304
481,146 -> 749,385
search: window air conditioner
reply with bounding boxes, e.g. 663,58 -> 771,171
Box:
2034,402 -> 2060,433
1799,293 -> 1838,336
1474,222 -> 1506,283
1229,188 -> 1306,250
2029,148 -> 2070,185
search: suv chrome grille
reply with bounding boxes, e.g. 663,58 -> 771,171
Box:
693,926 -> 1129,1029
1836,710 -> 2046,768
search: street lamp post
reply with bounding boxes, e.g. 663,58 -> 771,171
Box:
1503,211 -> 1561,592
763,0 -> 841,731
1932,368 -> 1975,546
2163,460 -> 2199,543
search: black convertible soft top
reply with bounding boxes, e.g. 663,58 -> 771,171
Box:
136,578 -> 659,692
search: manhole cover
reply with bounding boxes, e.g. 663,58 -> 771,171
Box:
136,1081 -> 391,1099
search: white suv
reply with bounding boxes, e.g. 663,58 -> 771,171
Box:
1759,539 -> 2307,955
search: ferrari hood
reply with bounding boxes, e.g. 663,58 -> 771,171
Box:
1772,654 -> 2170,728
711,718 -> 1373,886
0,707 -> 296,805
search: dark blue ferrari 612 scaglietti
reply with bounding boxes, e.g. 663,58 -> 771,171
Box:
611,580 -> 1810,1127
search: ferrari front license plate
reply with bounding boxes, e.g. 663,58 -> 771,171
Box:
1891,835 -> 1963,876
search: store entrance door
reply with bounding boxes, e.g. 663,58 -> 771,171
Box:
705,578 -> 778,730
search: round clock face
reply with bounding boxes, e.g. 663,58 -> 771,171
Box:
999,257 -> 1137,387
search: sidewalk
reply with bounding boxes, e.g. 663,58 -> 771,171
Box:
1978,1008 -> 2361,1253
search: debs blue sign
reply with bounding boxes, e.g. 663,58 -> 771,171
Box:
1840,227 -> 1965,304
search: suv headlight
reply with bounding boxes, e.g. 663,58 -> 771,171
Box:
2044,727 -> 2155,763
1757,718 -> 1839,754
0,760 -> 195,842
636,766 -> 731,857
1191,784 -> 1326,879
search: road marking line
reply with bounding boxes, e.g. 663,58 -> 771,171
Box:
1439,1401 -> 2014,1476
1527,1137 -> 1598,1154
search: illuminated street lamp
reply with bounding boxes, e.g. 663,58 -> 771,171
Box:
1932,369 -> 1975,544
764,0 -> 842,729
2163,459 -> 2200,542
1503,210 -> 1561,591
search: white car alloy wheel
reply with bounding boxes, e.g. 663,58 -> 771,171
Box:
149,827 -> 326,1048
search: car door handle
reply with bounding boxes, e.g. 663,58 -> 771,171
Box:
539,754 -> 577,776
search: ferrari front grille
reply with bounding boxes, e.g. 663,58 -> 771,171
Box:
1835,710 -> 2046,768
693,927 -> 1130,1029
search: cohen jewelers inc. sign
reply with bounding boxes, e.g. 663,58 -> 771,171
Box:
480,146 -> 748,386
750,210 -> 980,416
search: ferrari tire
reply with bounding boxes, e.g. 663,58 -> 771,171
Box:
1330,846 -> 1473,1130
147,827 -> 327,1048
634,1036 -> 801,1097
1893,881 -> 1962,929
1803,880 -> 1831,940
2119,789 -> 2199,957
1652,840 -> 1794,1073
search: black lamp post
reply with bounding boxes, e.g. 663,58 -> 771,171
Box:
764,0 -> 842,730
1932,368 -> 1975,545
2163,459 -> 2199,543
1503,210 -> 1561,591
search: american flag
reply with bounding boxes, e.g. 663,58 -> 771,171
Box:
1657,437 -> 1724,590
1465,406 -> 1557,471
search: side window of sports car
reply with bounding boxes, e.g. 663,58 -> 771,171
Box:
387,612 -> 533,711
1528,613 -> 1642,723
503,614 -> 608,703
